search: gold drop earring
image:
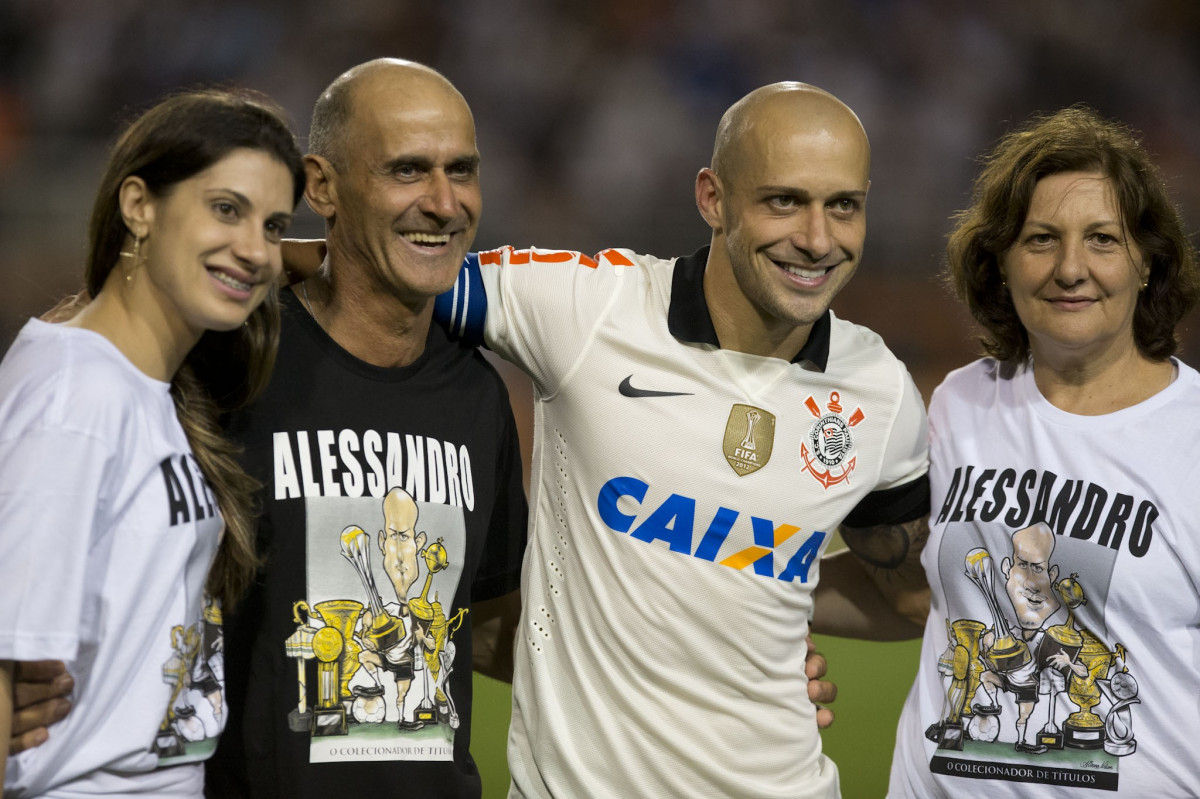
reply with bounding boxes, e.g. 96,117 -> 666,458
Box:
119,235 -> 144,283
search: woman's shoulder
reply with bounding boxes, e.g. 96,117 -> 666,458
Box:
0,320 -> 161,436
931,357 -> 1007,401
1170,357 -> 1200,390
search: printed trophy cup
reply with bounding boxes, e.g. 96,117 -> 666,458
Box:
313,600 -> 364,710
740,410 -> 761,451
285,601 -> 318,732
928,618 -> 982,749
155,624 -> 201,757
1100,668 -> 1139,756
964,547 -> 1031,673
410,539 -> 470,728
1064,631 -> 1120,749
311,623 -> 347,736
340,525 -> 405,655
407,538 -> 452,727
291,597 -> 365,735
1036,575 -> 1086,749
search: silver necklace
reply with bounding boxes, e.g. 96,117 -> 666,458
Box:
301,280 -> 321,328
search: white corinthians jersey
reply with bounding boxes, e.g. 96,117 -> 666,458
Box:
890,358 -> 1200,798
440,246 -> 928,798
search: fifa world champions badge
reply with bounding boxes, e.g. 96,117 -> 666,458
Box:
723,404 -> 776,476
800,391 -> 864,489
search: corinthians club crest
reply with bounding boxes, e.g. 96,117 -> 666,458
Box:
723,404 -> 776,476
801,391 -> 864,489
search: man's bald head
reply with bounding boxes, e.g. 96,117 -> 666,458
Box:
711,82 -> 870,188
308,58 -> 469,170
694,82 -> 872,359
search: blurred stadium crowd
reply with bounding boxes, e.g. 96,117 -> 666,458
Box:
1,0 -> 1198,394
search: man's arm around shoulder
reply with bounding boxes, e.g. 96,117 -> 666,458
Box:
812,514 -> 932,641
471,589 -> 521,683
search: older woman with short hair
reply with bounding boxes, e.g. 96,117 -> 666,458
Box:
889,106 -> 1200,797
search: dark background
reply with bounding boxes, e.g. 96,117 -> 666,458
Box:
3,2 -> 1198,795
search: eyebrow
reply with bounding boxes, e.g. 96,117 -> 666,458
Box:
207,187 -> 254,205
381,153 -> 481,172
207,188 -> 294,222
1021,218 -> 1121,231
758,186 -> 868,201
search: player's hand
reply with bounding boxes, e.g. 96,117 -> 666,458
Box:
10,660 -> 73,755
281,238 -> 328,285
805,636 -> 836,729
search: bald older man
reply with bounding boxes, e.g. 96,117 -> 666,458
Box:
436,82 -> 931,798
200,60 -> 529,797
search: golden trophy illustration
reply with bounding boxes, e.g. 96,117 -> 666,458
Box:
155,624 -> 201,757
340,525 -> 404,652
928,618 -> 986,750
964,547 -> 1031,673
284,601 -> 317,732
311,624 -> 347,736
1063,631 -> 1120,750
408,539 -> 451,727
312,599 -> 364,707
952,618 -> 987,718
1035,575 -> 1086,749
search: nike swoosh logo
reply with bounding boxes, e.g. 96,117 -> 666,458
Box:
619,375 -> 694,398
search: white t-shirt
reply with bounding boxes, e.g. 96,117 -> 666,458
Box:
0,320 -> 226,798
890,357 -> 1200,797
466,246 -> 929,799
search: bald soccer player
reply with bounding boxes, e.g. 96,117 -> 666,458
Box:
435,83 -> 932,798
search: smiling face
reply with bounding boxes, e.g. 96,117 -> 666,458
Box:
322,66 -> 481,308
698,86 -> 870,356
137,147 -> 294,340
1003,523 -> 1060,631
1002,171 -> 1148,367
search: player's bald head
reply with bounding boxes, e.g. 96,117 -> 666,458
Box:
711,82 -> 870,188
308,58 -> 470,170
383,486 -> 419,532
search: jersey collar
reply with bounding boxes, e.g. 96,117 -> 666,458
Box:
667,246 -> 831,371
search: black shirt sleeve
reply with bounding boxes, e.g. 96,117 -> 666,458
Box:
842,473 -> 930,528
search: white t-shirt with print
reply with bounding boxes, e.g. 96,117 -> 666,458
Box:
0,320 -> 226,798
890,358 -> 1200,797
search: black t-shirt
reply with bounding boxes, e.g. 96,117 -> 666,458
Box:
205,290 -> 527,798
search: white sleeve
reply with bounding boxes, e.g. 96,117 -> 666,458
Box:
478,246 -> 638,396
0,426 -> 114,661
841,371 -> 929,527
876,368 -> 930,491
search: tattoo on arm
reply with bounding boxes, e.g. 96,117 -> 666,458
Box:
840,515 -> 930,571
837,515 -> 932,626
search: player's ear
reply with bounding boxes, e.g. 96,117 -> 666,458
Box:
695,168 -> 724,232
304,154 -> 337,220
377,529 -> 386,555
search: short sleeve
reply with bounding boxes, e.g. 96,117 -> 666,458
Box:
842,370 -> 930,527
479,246 -> 636,396
0,427 -> 114,661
